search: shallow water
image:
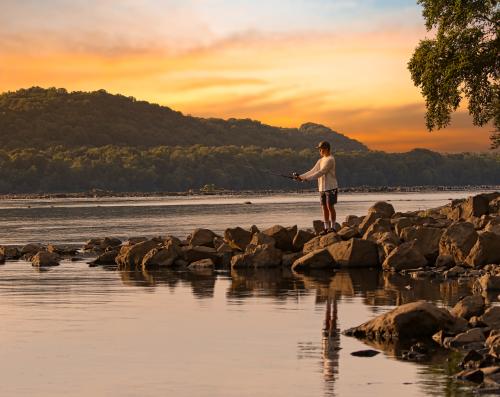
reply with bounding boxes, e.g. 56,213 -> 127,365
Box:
0,190 -> 492,245
0,191 -> 495,396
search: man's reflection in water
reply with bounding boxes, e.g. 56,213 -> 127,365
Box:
322,294 -> 340,384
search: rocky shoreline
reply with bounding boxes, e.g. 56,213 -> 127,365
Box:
1,191 -> 500,391
0,185 -> 498,200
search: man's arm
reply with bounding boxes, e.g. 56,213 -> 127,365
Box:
301,158 -> 333,181
299,160 -> 320,180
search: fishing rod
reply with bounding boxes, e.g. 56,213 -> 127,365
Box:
261,169 -> 299,180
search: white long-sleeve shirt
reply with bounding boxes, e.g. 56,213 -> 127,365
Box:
300,155 -> 338,192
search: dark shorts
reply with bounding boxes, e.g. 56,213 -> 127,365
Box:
320,189 -> 338,206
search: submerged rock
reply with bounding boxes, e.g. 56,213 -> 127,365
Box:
31,251 -> 60,267
345,301 -> 467,341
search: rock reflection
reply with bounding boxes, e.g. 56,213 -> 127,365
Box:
119,268 -> 217,299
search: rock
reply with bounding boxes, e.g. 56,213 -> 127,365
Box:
382,240 -> 428,271
461,195 -> 490,220
21,243 -> 44,259
465,231 -> 500,267
216,242 -> 234,254
446,328 -> 485,348
231,244 -> 282,269
115,239 -> 161,268
302,232 -> 340,254
480,307 -> 500,329
0,253 -> 5,263
444,265 -> 466,279
292,229 -> 315,251
31,251 -> 60,267
393,217 -> 416,238
460,349 -> 484,368
313,220 -> 324,234
484,217 -> 500,236
359,212 -> 383,235
451,295 -> 485,320
363,218 -> 392,240
477,274 -> 500,291
337,226 -> 359,240
439,222 -> 478,263
182,245 -> 219,264
263,225 -> 293,251
0,246 -> 20,259
224,227 -> 253,251
187,258 -> 215,270
249,232 -> 275,247
490,197 -> 500,215
344,215 -> 363,228
401,226 -> 444,262
291,248 -> 334,271
141,243 -> 180,269
369,201 -> 395,218
327,238 -> 379,268
93,248 -> 120,265
47,244 -> 78,256
286,225 -> 298,242
435,254 -> 455,268
345,300 -> 467,341
282,252 -> 303,267
456,368 -> 484,383
303,236 -> 322,254
83,237 -> 121,252
351,349 -> 380,357
369,231 -> 399,263
250,225 -> 260,234
190,228 -> 218,247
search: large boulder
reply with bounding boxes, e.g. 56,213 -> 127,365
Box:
141,242 -> 180,269
231,244 -> 282,268
337,226 -> 360,240
439,222 -> 478,263
461,194 -> 490,220
484,217 -> 500,235
302,232 -> 340,254
292,230 -> 315,252
190,228 -> 218,247
392,217 -> 416,238
115,239 -> 161,268
291,248 -> 334,271
465,231 -> 500,267
382,240 -> 428,271
451,295 -> 485,320
401,226 -> 444,262
31,251 -> 60,267
224,227 -> 252,251
369,201 -> 396,218
370,231 -> 399,263
344,215 -> 363,228
327,238 -> 379,268
263,225 -> 293,251
345,301 -> 467,341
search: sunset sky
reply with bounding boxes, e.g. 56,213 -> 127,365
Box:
0,0 -> 494,152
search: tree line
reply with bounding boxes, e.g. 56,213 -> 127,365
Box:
0,145 -> 498,193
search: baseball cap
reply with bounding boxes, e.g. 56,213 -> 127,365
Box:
316,141 -> 330,150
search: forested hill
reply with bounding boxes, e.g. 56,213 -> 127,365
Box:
0,87 -> 367,151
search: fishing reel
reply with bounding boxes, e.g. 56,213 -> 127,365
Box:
292,172 -> 299,180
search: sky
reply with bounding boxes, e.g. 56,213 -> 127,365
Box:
0,0 -> 494,152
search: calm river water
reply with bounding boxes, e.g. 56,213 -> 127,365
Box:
0,190 -> 495,396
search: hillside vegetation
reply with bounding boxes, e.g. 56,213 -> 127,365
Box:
1,145 -> 498,193
0,87 -> 367,151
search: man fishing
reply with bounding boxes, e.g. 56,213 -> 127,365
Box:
294,141 -> 338,235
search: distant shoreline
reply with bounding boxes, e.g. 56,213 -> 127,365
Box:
0,185 -> 498,200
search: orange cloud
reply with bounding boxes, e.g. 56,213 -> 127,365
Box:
0,28 -> 493,152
